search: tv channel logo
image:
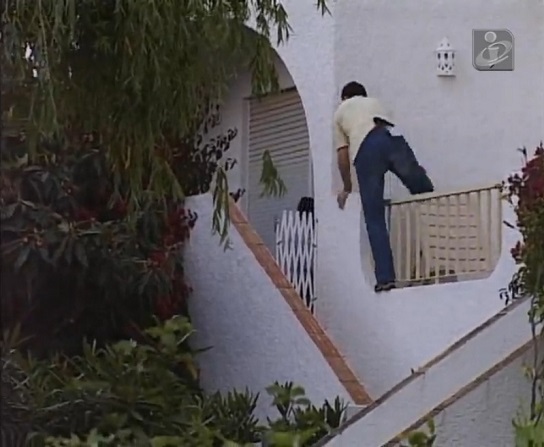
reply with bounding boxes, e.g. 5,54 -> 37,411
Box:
473,29 -> 514,71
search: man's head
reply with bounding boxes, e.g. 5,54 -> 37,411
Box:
341,81 -> 367,101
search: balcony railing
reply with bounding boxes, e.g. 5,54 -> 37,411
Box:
386,183 -> 503,287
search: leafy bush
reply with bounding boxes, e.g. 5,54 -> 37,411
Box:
1,317 -> 347,447
503,143 -> 544,445
263,382 -> 346,446
0,106 -> 237,357
3,0 -> 328,204
399,421 -> 436,447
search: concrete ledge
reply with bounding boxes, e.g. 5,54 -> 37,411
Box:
314,298 -> 532,446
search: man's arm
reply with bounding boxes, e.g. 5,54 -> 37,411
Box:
337,147 -> 352,192
334,120 -> 352,192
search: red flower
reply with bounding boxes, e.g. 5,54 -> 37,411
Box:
113,199 -> 128,216
510,241 -> 525,263
162,233 -> 176,246
149,250 -> 167,265
74,207 -> 96,221
154,294 -> 180,320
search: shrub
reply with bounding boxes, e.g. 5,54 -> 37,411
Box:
503,143 -> 544,445
0,106 -> 237,357
1,316 -> 347,447
263,382 -> 346,446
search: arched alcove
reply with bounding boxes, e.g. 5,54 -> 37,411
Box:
219,35 -> 314,252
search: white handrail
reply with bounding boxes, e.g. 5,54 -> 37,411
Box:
388,183 -> 502,206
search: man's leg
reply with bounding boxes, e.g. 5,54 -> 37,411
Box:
360,176 -> 396,288
387,135 -> 434,195
355,130 -> 396,290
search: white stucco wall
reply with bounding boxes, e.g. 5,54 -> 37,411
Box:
317,202 -> 521,398
334,0 -> 544,193
319,298 -> 533,446
278,0 -> 542,398
219,0 -> 542,400
416,349 -> 533,447
325,346 -> 535,447
184,194 -> 351,420
329,0 -> 542,397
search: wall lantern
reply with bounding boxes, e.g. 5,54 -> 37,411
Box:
436,37 -> 456,76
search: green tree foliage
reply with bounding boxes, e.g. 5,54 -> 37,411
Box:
2,0 -> 327,239
0,105 -> 241,356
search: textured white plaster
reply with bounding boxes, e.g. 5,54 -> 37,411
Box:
334,0 -> 544,193
417,350 -> 533,447
184,194 -> 351,420
319,0 -> 542,397
322,299 -> 533,446
317,202 -> 521,397
203,0 -> 543,409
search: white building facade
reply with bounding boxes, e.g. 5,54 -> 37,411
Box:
186,0 -> 544,443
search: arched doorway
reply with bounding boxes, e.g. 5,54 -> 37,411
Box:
246,86 -> 313,251
221,44 -> 316,311
246,85 -> 316,312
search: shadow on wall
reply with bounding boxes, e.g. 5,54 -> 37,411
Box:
359,209 -> 377,287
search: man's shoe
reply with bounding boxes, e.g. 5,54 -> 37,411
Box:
375,282 -> 396,293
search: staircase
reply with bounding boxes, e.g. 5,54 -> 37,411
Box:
184,194 -> 371,421
185,181 -> 525,442
314,298 -> 532,446
268,183 -> 527,445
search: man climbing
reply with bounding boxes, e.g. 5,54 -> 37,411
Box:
334,81 -> 433,293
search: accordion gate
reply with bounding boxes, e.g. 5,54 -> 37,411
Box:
275,210 -> 317,314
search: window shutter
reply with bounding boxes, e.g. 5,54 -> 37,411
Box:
247,89 -> 311,251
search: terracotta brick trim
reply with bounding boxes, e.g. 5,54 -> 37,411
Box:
228,198 -> 372,405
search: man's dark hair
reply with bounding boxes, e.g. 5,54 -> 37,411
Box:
297,196 -> 314,216
341,81 -> 367,100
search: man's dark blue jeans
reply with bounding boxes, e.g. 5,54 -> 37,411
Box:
354,127 -> 396,286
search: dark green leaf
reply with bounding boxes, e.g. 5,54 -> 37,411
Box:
74,242 -> 88,267
14,244 -> 31,270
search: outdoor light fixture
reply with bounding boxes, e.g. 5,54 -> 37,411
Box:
436,37 -> 456,76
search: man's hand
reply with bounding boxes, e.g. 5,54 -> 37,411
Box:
337,190 -> 350,210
